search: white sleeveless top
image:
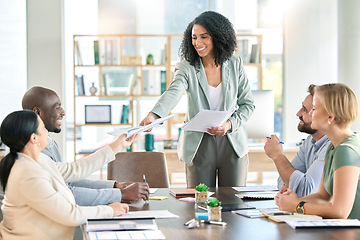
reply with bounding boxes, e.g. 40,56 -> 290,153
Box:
208,82 -> 224,111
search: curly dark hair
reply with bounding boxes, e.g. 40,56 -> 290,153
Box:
179,11 -> 237,67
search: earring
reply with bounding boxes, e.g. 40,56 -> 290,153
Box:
328,120 -> 331,125
38,142 -> 41,146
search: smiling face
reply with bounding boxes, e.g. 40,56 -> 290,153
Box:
296,94 -> 317,134
191,24 -> 214,59
310,93 -> 329,131
38,91 -> 65,133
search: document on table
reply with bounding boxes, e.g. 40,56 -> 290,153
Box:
236,191 -> 277,200
108,114 -> 174,138
181,109 -> 234,132
88,230 -> 165,240
285,219 -> 360,229
86,219 -> 158,232
232,186 -> 279,192
107,210 -> 179,220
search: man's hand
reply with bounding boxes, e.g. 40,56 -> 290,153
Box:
207,120 -> 232,136
264,134 -> 284,160
114,181 -> 150,202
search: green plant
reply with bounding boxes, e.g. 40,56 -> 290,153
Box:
207,198 -> 221,207
195,183 -> 209,192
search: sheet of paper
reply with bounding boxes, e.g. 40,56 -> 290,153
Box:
232,186 -> 279,192
108,115 -> 174,138
285,219 -> 360,229
181,109 -> 234,132
150,188 -> 158,194
113,210 -> 179,219
232,209 -> 266,218
88,230 -> 166,240
86,219 -> 158,232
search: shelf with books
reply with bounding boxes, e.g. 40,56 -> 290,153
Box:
73,34 -> 262,159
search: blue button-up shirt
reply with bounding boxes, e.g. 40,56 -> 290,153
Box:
277,134 -> 330,197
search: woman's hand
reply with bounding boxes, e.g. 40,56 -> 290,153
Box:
109,134 -> 138,154
207,120 -> 232,136
139,112 -> 159,132
109,202 -> 129,217
275,186 -> 300,212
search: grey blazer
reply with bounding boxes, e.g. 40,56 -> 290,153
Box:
152,56 -> 255,164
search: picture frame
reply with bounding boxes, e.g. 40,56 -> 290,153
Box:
85,105 -> 112,124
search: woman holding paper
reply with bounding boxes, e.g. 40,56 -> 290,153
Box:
0,110 -> 134,239
275,83 -> 360,220
139,11 -> 255,188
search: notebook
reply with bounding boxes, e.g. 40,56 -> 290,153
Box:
260,208 -> 322,223
169,188 -> 195,198
221,203 -> 256,212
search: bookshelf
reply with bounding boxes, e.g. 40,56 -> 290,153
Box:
73,34 -> 262,160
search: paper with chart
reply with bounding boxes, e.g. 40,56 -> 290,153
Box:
108,115 -> 174,138
181,109 -> 235,132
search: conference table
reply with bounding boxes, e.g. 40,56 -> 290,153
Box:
82,187 -> 360,240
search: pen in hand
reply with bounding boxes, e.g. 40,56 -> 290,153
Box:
266,136 -> 284,144
143,175 -> 149,204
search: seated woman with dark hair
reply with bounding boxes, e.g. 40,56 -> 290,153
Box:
0,110 -> 135,240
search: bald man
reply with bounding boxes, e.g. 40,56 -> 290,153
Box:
22,86 -> 149,206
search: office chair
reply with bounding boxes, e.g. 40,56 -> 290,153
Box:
108,151 -> 170,188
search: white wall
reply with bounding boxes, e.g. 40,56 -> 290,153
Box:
338,0 -> 360,133
0,0 -> 27,122
283,0 -> 337,143
27,0 -> 65,155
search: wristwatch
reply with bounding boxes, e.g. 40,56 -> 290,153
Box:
296,201 -> 307,214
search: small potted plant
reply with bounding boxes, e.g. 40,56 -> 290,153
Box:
207,198 -> 222,221
195,183 -> 209,203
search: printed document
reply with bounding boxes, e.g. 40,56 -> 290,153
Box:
182,109 -> 234,132
108,115 -> 174,138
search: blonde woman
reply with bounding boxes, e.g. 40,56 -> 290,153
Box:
275,83 -> 360,220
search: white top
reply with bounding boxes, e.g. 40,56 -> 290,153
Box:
208,82 -> 223,111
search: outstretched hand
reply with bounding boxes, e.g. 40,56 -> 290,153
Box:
139,112 -> 158,132
109,133 -> 138,154
115,181 -> 150,202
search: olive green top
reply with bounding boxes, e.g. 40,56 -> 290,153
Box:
323,134 -> 360,220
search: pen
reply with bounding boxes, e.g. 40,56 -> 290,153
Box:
143,175 -> 149,204
269,212 -> 294,216
200,220 -> 227,226
266,136 -> 284,144
197,205 -> 208,211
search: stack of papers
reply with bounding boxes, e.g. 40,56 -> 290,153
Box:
85,210 -> 178,240
181,109 -> 234,132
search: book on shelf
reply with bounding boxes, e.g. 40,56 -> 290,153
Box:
143,69 -> 161,95
237,39 -> 250,63
105,38 -> 113,65
121,105 -> 129,124
93,40 -> 100,65
74,40 -> 83,65
249,43 -> 260,63
75,75 -> 85,95
129,74 -> 140,95
160,70 -> 166,94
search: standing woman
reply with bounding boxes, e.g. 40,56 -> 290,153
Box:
0,110 -> 132,240
275,83 -> 360,220
140,11 -> 255,187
